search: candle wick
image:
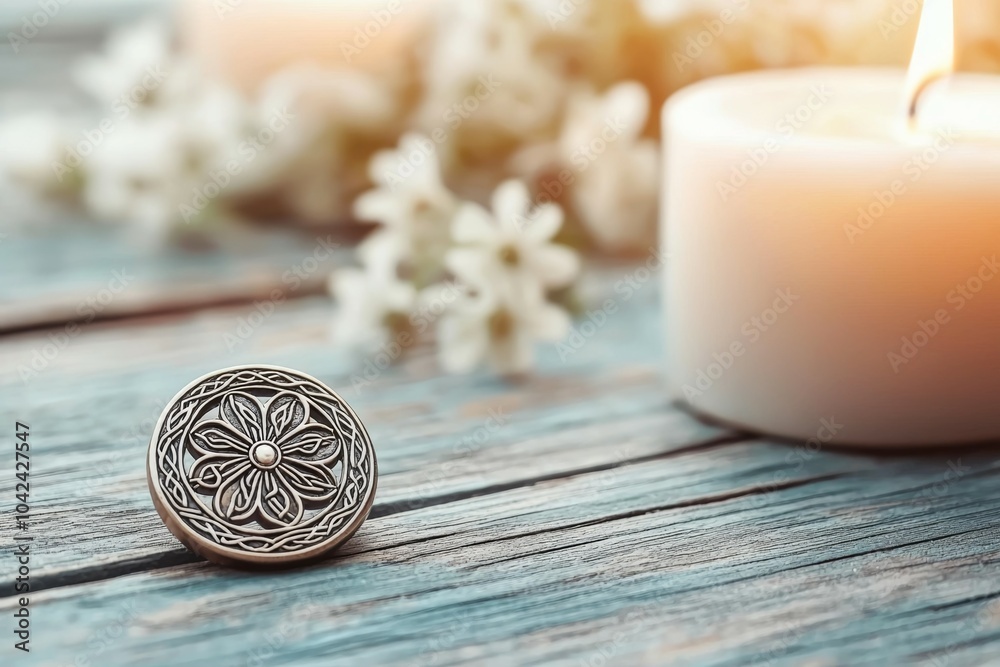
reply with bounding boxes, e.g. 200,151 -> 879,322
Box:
908,71 -> 949,127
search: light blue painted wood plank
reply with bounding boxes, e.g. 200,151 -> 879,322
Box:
7,447 -> 1000,666
2,248 -> 998,665
0,225 -> 350,331
0,276 -> 726,578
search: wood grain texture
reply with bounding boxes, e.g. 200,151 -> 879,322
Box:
0,281 -> 723,578
6,443 -> 1000,667
0,225 -> 349,333
2,264 -> 1000,666
3,15 -> 1000,667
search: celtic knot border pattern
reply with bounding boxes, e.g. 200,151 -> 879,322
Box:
150,367 -> 375,556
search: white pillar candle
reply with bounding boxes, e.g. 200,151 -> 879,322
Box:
661,0 -> 1000,446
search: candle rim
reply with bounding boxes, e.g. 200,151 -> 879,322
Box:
665,67 -> 1000,150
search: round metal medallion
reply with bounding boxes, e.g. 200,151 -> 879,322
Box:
146,365 -> 377,567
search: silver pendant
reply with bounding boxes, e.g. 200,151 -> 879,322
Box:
146,365 -> 377,567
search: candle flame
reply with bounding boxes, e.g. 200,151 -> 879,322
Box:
903,0 -> 954,123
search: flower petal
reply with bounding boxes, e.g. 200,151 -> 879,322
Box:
488,327 -> 534,375
398,133 -> 443,190
530,301 -> 572,341
445,247 -> 497,289
258,470 -> 304,527
278,422 -> 341,461
188,453 -> 246,492
491,179 -> 531,233
357,228 -> 404,269
280,458 -> 339,502
190,419 -> 252,456
264,391 -> 309,443
522,203 -> 563,242
451,202 -> 496,244
220,391 -> 265,442
602,81 -> 649,144
354,188 -> 402,226
438,310 -> 490,374
367,146 -> 403,186
528,244 -> 580,289
212,462 -> 255,522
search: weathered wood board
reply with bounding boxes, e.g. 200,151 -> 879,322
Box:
2,260 -> 999,667
0,225 -> 350,334
2,14 -> 1000,667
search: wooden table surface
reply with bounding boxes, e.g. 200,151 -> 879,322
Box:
3,23 -> 1000,667
2,224 -> 1000,667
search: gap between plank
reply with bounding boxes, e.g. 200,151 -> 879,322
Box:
16,433 -> 750,596
0,283 -> 328,338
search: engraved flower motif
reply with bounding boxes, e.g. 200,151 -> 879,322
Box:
187,391 -> 341,527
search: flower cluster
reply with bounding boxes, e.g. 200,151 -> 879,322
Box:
2,21 -> 275,242
4,0 -> 1000,245
5,0 -> 1000,374
332,134 -> 580,375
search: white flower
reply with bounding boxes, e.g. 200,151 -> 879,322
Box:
73,19 -> 179,109
260,64 -> 397,133
179,85 -> 254,161
437,178 -> 578,376
447,179 -> 579,294
514,81 -> 659,253
249,64 -> 401,223
353,133 -> 459,284
82,114 -> 188,238
329,242 -> 417,349
417,0 -> 566,144
78,70 -> 263,238
0,113 -> 69,192
568,83 -> 659,253
437,280 -> 571,375
0,113 -> 78,227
